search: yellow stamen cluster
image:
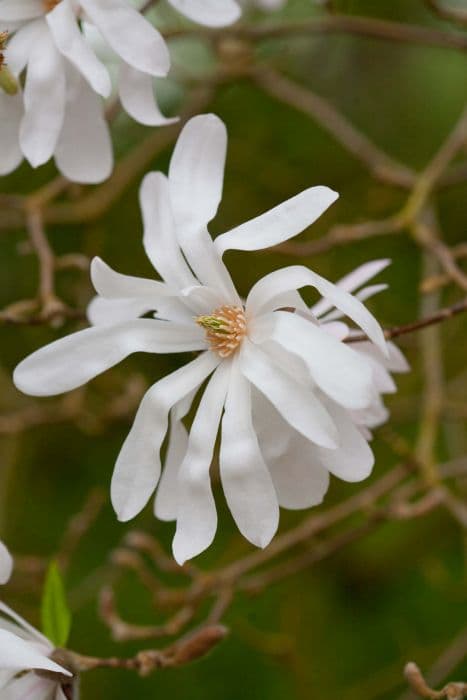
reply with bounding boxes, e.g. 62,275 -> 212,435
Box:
196,305 -> 247,358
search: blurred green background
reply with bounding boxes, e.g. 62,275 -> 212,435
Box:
0,0 -> 466,698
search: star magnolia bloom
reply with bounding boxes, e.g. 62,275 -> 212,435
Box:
0,0 -> 240,182
309,259 -> 409,439
0,543 -> 12,585
0,602 -> 72,699
14,113 -> 395,565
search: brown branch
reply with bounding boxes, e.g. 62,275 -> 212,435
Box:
424,0 -> 467,26
346,299 -> 467,343
404,662 -> 466,699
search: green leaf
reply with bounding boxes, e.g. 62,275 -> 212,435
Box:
41,561 -> 72,648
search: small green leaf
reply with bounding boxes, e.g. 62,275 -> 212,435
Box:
41,561 -> 72,648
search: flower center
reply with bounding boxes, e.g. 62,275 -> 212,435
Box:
196,305 -> 247,358
43,0 -> 61,11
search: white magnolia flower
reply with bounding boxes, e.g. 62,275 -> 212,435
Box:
309,260 -> 409,438
14,113 -> 395,564
0,0 -> 240,182
0,602 -> 72,699
0,543 -> 12,585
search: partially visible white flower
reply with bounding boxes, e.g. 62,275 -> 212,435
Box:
0,543 -> 12,585
0,0 -> 241,182
309,260 -> 410,438
0,601 -> 72,699
14,114 -> 397,565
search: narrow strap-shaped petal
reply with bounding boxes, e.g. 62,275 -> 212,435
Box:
118,63 -> 178,126
90,257 -> 169,300
0,543 -> 12,585
246,265 -> 387,355
112,352 -> 220,522
240,340 -> 338,449
20,24 -> 66,167
219,361 -> 279,547
169,114 -> 227,232
154,392 -> 195,522
168,115 -> 240,301
139,172 -> 198,289
0,629 -> 70,674
14,320 -> 207,397
0,602 -> 51,647
311,259 -> 390,318
167,0 -> 241,27
87,296 -> 158,327
215,186 -> 338,256
47,0 -> 111,97
0,0 -> 43,21
172,362 -> 231,564
80,0 -> 169,76
54,69 -> 112,184
321,284 -> 388,322
264,311 -> 374,410
252,390 -> 329,510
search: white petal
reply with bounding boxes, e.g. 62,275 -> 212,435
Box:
265,311 -> 374,409
0,0 -> 43,21
5,20 -> 43,75
139,172 -> 197,289
321,284 -> 388,322
0,92 -> 23,175
0,543 -> 12,585
311,259 -> 390,318
219,363 -> 279,547
154,395 -> 193,522
47,0 -> 111,97
118,63 -> 177,126
315,399 -> 374,482
0,629 -> 71,675
240,340 -> 338,449
387,341 -> 410,372
81,0 -> 169,76
20,25 -> 66,167
252,391 -> 329,510
54,71 -> 112,184
168,114 -> 239,300
246,265 -> 387,355
90,256 -> 169,301
215,186 -> 338,256
14,320 -> 206,397
169,114 -> 226,232
1,673 -> 57,700
172,362 -> 230,564
0,602 -> 51,647
167,0 -> 241,27
353,342 -> 396,394
87,296 -> 156,326
111,352 -> 219,522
